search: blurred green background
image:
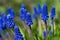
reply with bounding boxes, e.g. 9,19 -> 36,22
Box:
0,0 -> 60,40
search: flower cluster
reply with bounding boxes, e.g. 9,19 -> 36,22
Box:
14,25 -> 23,40
0,7 -> 24,40
20,4 -> 33,26
0,3 -> 56,40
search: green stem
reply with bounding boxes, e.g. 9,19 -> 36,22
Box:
44,20 -> 48,40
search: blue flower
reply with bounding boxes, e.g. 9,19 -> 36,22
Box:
6,14 -> 15,28
0,17 -> 5,30
25,12 -> 33,26
41,4 -> 49,21
37,3 -> 41,14
21,4 -> 25,9
50,30 -> 53,36
50,6 -> 56,18
20,8 -> 27,21
7,7 -> 12,13
1,13 -> 7,30
33,6 -> 38,14
33,6 -> 38,19
14,25 -> 23,40
7,7 -> 15,19
43,31 -> 47,37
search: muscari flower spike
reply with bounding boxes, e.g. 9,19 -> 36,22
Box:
50,30 -> 53,36
50,6 -> 56,19
25,12 -> 33,26
1,13 -> 7,30
21,4 -> 25,9
33,6 -> 38,19
37,3 -> 41,15
14,25 -> 23,40
20,8 -> 27,21
41,4 -> 49,21
6,14 -> 15,28
33,6 -> 38,14
43,31 -> 47,37
7,7 -> 15,19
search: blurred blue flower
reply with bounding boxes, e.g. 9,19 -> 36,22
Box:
38,3 -> 41,15
21,4 -> 25,9
14,25 -> 23,40
50,6 -> 56,18
43,31 -> 47,37
7,7 -> 12,13
25,12 -> 33,26
7,7 -> 15,19
1,13 -> 7,30
33,3 -> 41,19
33,6 -> 38,19
6,14 -> 15,28
50,30 -> 53,36
33,6 -> 38,14
20,8 -> 27,21
41,4 -> 49,21
0,17 -> 5,30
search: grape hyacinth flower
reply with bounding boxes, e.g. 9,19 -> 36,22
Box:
1,13 -> 7,30
33,6 -> 38,19
21,4 -> 25,9
50,30 -> 53,36
0,17 -> 4,30
38,3 -> 41,15
20,4 -> 27,20
50,6 -> 56,36
41,4 -> 49,40
6,14 -> 15,28
41,4 -> 49,21
43,31 -> 47,37
50,6 -> 56,19
7,7 -> 15,19
14,25 -> 23,40
20,8 -> 27,21
25,12 -> 33,29
33,3 -> 41,19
